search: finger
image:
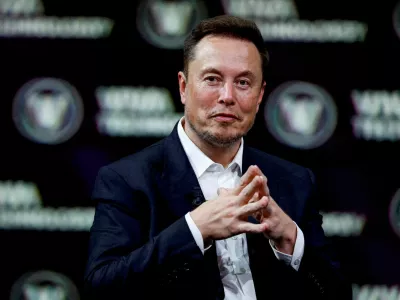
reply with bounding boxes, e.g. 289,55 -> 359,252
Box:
248,166 -> 270,198
250,165 -> 268,192
236,221 -> 267,234
251,165 -> 263,176
252,165 -> 268,183
261,196 -> 275,217
239,196 -> 269,216
250,194 -> 270,221
238,175 -> 263,203
259,176 -> 270,197
247,193 -> 263,221
248,192 -> 259,204
234,165 -> 258,194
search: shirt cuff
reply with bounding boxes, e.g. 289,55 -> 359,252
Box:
269,222 -> 305,271
185,212 -> 213,254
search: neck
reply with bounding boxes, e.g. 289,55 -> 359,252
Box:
183,118 -> 241,168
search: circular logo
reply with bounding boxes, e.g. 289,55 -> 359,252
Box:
389,189 -> 400,238
10,270 -> 80,300
136,0 -> 207,49
393,1 -> 400,39
12,78 -> 84,145
264,81 -> 338,149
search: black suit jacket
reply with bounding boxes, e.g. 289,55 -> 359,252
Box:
84,123 -> 352,300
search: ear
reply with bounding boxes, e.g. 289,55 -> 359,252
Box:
178,71 -> 187,105
256,81 -> 266,113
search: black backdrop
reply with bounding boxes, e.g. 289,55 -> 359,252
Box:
1,0 -> 400,299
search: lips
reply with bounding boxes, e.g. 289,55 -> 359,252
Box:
213,113 -> 239,119
212,113 -> 240,123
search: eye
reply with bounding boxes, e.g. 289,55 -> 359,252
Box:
204,76 -> 220,86
205,76 -> 218,82
237,79 -> 250,87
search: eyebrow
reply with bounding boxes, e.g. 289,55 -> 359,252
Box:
199,67 -> 256,80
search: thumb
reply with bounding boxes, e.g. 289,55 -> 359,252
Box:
217,187 -> 229,196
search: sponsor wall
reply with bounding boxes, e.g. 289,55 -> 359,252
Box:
0,0 -> 399,299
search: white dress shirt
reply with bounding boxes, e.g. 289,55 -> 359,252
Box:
177,118 -> 305,300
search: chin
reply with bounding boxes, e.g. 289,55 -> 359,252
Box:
216,126 -> 245,136
211,130 -> 243,143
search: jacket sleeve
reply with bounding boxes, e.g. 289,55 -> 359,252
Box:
83,166 -> 203,299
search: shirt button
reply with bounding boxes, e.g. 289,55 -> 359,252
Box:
294,259 -> 300,265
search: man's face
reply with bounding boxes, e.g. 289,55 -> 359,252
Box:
178,35 -> 265,148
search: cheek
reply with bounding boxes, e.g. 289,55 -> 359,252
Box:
191,86 -> 218,108
239,96 -> 260,115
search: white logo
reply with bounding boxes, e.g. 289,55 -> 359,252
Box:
389,189 -> 400,239
96,86 -> 182,137
351,90 -> 400,141
264,81 -> 337,149
353,284 -> 400,300
12,78 -> 84,144
136,0 -> 207,49
0,0 -> 114,38
0,0 -> 43,15
393,1 -> 400,40
0,180 -> 95,231
221,0 -> 299,19
10,270 -> 80,300
322,212 -> 366,237
221,0 -> 368,43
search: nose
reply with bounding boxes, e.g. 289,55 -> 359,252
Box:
218,82 -> 235,105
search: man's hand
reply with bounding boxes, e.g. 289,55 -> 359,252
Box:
249,166 -> 297,255
189,168 -> 269,242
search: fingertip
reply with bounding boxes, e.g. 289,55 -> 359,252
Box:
262,196 -> 269,207
248,165 -> 255,175
252,165 -> 260,174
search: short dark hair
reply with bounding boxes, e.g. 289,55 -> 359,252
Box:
183,15 -> 269,80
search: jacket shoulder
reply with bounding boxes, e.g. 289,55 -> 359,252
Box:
99,139 -> 165,186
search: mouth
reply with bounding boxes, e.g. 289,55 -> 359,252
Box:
212,113 -> 239,122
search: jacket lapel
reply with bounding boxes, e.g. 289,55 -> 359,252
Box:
160,123 -> 206,217
159,123 -> 225,299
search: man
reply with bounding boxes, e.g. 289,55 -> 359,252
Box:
84,15 -> 351,300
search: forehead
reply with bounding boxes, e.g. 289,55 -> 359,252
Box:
190,35 -> 262,75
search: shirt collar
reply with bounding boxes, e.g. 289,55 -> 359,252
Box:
177,117 -> 243,179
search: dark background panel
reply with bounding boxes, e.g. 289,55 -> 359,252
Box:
1,0 -> 400,299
